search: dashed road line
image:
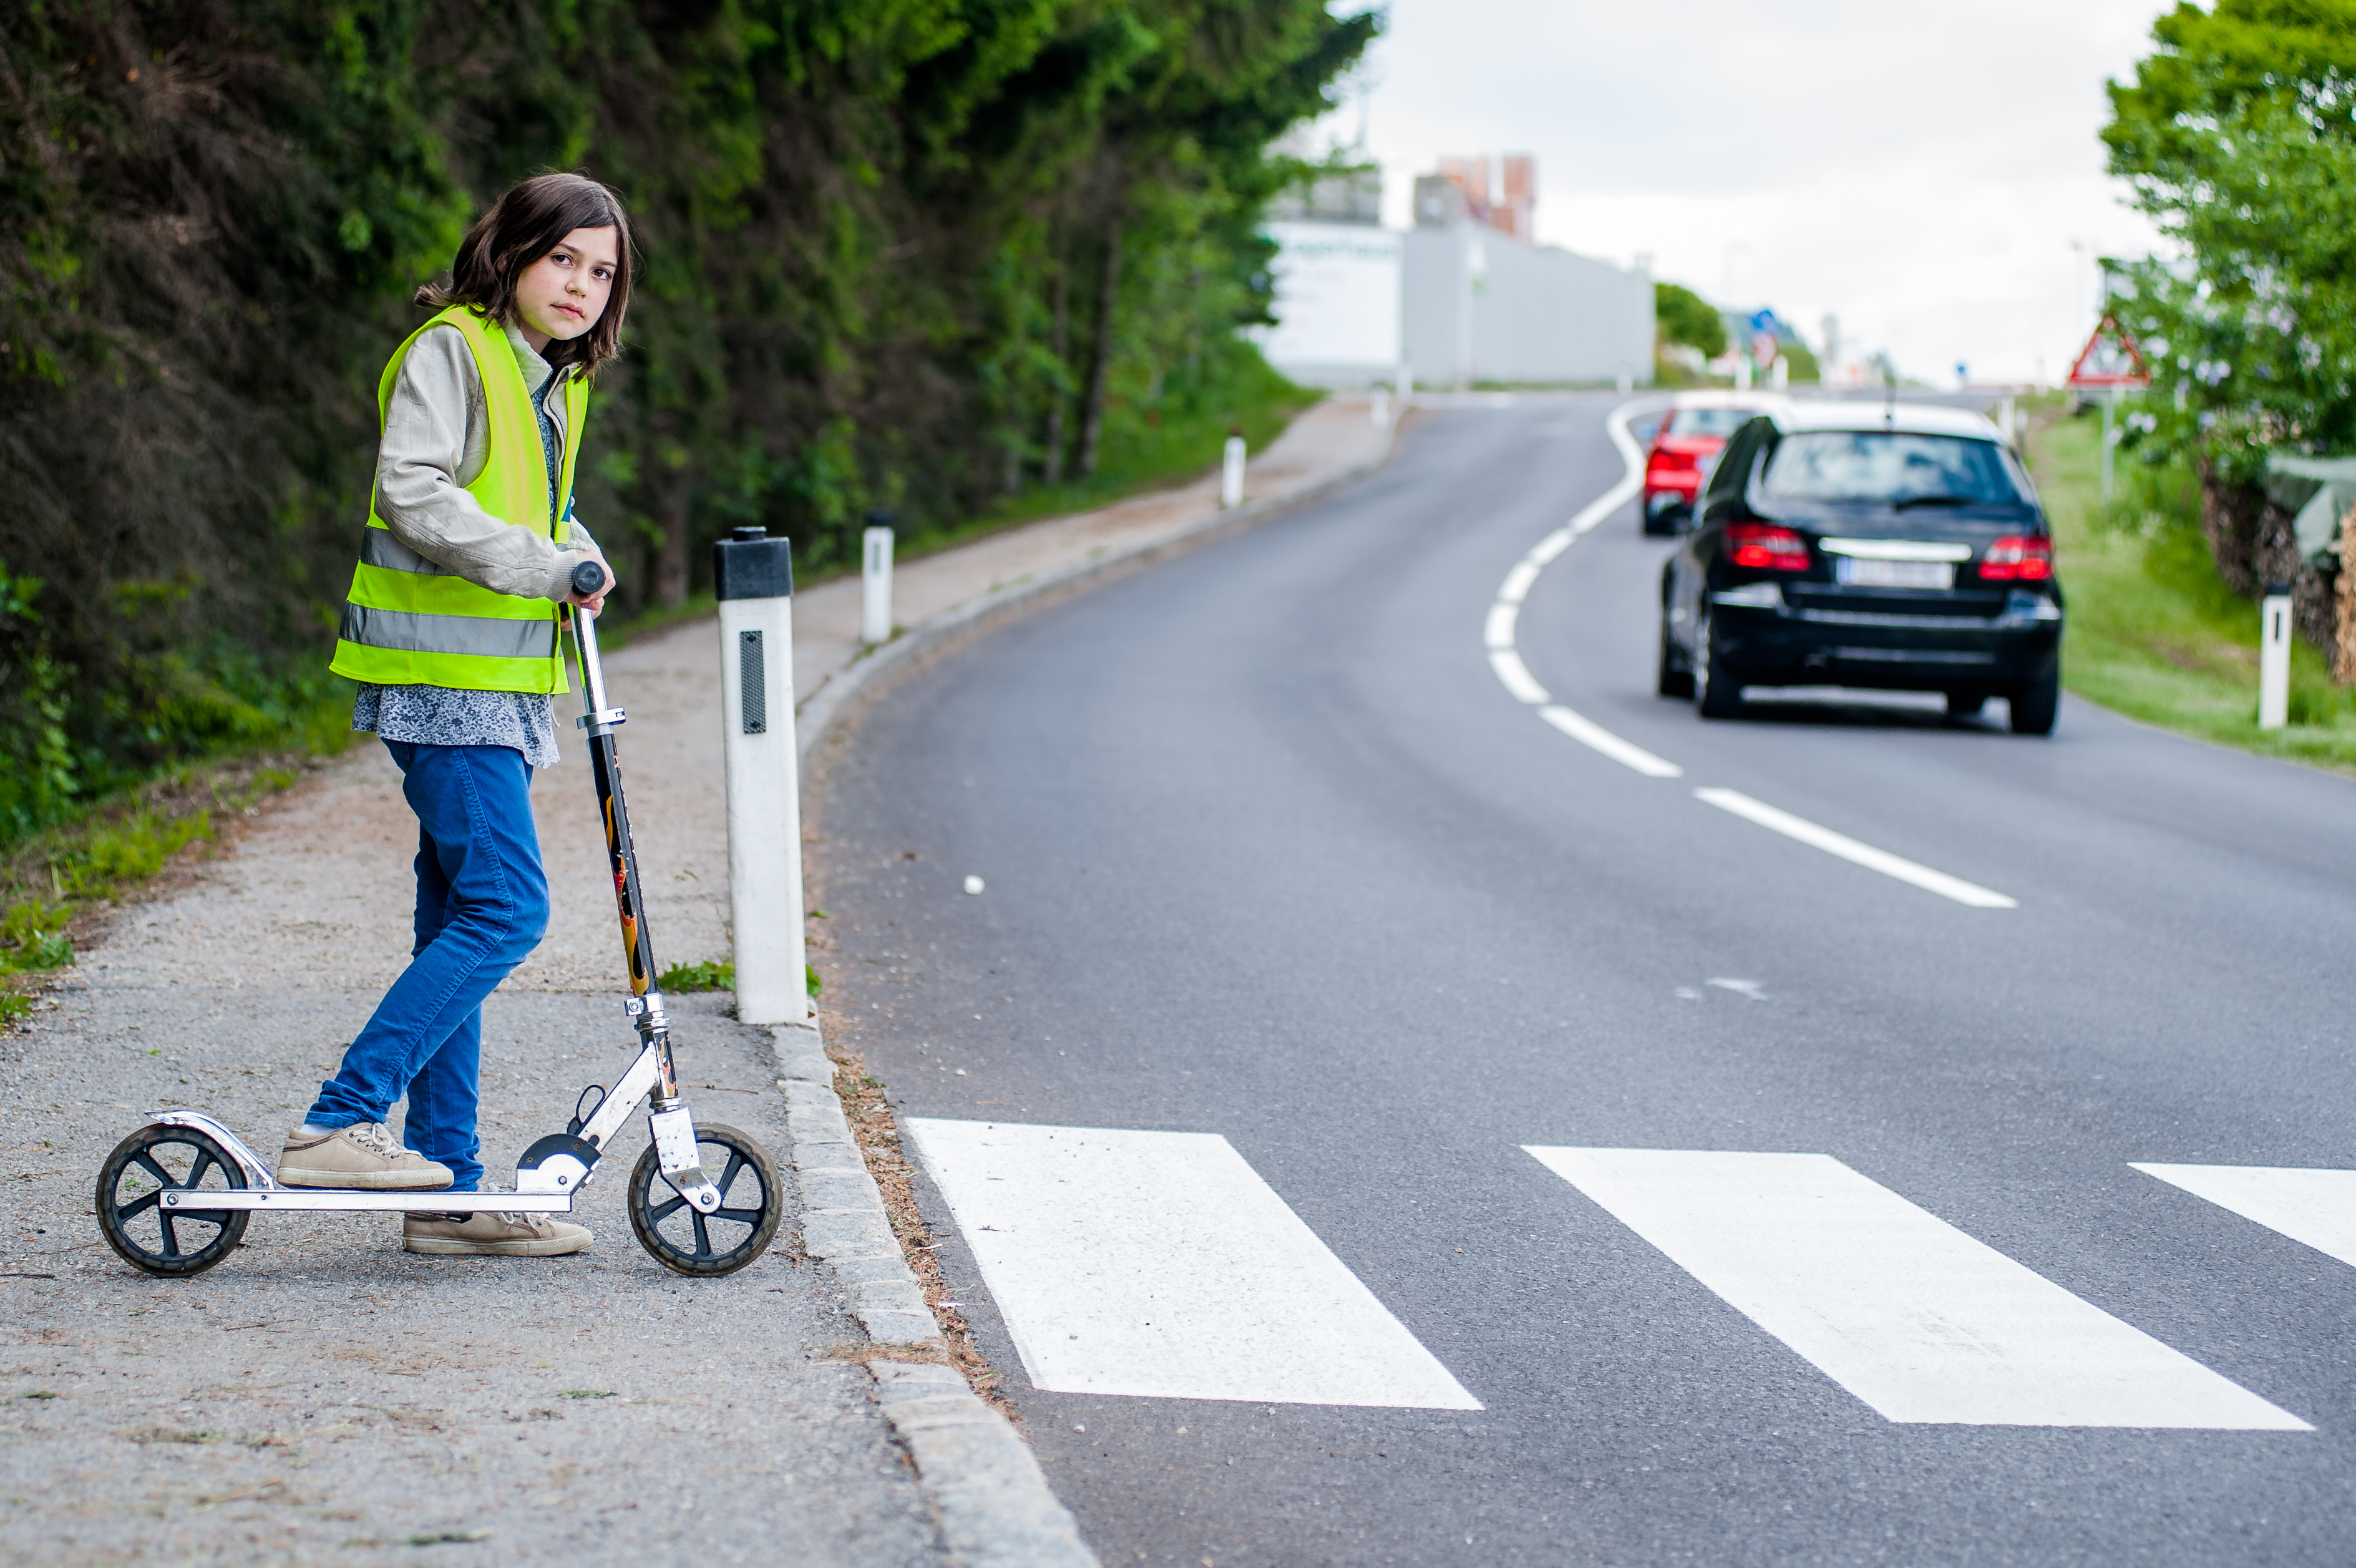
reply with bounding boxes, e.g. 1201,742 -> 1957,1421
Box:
1526,1146 -> 2309,1430
1539,705 -> 1681,777
1693,787 -> 2017,908
1481,397 -> 2014,907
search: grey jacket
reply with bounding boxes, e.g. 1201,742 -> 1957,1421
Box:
375,321 -> 600,597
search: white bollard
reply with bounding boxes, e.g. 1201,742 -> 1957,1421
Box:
1370,386 -> 1390,427
1735,356 -> 1752,392
1220,435 -> 1246,509
713,526 -> 809,1025
2260,583 -> 2293,729
2101,391 -> 2117,504
860,521 -> 893,645
1771,357 -> 1789,391
1397,366 -> 1413,407
1616,366 -> 1633,397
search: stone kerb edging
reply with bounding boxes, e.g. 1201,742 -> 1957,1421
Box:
770,1020 -> 1097,1568
770,1022 -> 939,1344
766,412 -> 1405,1568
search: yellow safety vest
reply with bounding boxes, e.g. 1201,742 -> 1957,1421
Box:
329,305 -> 589,693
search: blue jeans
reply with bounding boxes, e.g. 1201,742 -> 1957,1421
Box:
306,743 -> 548,1191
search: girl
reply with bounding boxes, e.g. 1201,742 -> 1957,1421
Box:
277,173 -> 630,1258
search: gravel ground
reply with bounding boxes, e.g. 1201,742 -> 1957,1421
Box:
0,620 -> 947,1567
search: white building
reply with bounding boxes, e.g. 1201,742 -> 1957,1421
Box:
1401,177 -> 1653,387
1252,220 -> 1403,389
1252,163 -> 1655,391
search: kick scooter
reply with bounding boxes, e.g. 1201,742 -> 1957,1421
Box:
93,560 -> 783,1278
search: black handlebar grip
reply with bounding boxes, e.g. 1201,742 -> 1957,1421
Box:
570,559 -> 608,597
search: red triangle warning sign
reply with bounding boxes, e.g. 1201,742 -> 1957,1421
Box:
2066,314 -> 2151,389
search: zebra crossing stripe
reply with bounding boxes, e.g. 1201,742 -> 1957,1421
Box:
1526,1147 -> 2310,1430
2133,1163 -> 2356,1269
905,1119 -> 1481,1410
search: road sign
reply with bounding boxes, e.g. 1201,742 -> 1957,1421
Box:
2066,313 -> 2151,389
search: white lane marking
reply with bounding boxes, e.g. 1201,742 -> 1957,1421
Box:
1692,787 -> 2017,908
1526,527 -> 1577,567
2133,1164 -> 2356,1269
1539,706 -> 1682,777
1489,650 -> 1549,705
1569,407 -> 1652,535
1526,1147 -> 2310,1430
1481,397 -> 1670,782
906,1119 -> 1482,1410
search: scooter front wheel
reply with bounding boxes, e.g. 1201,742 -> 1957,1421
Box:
627,1121 -> 782,1277
95,1124 -> 251,1278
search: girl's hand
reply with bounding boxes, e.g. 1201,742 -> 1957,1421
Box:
566,552 -> 616,618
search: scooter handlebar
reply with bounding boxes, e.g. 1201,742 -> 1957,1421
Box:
571,559 -> 608,598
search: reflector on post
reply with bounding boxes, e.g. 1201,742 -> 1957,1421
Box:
2261,582 -> 2292,730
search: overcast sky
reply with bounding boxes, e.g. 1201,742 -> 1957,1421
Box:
1308,0 -> 2172,384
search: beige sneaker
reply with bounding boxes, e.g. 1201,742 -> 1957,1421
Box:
402,1210 -> 591,1257
277,1122 -> 454,1191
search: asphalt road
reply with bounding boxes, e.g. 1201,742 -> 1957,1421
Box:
812,392 -> 2356,1566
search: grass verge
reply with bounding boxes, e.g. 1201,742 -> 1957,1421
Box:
2027,399 -> 2356,774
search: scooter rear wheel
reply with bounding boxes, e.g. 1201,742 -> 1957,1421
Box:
95,1125 -> 250,1278
627,1121 -> 781,1277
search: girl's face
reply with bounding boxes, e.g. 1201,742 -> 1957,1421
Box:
513,226 -> 620,352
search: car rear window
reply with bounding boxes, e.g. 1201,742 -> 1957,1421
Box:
1759,432 -> 2032,506
1667,408 -> 1751,438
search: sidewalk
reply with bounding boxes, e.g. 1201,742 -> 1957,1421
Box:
0,659 -> 942,1566
0,394 -> 1395,1567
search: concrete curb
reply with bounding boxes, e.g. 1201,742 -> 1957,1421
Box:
772,1020 -> 941,1346
768,411 -> 1403,1568
796,410 -> 1404,762
870,1361 -> 1099,1567
769,1019 -> 1096,1567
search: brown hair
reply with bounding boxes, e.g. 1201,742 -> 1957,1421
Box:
416,172 -> 633,375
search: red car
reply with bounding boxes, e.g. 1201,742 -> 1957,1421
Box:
1642,392 -> 1790,535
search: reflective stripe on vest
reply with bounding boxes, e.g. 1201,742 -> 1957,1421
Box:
336,604 -> 558,661
328,305 -> 590,694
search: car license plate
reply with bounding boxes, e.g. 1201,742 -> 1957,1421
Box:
1837,557 -> 1953,590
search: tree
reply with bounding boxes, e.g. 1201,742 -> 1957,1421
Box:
1654,281 -> 1726,359
0,0 -> 1372,850
2102,0 -> 2356,661
2103,0 -> 2356,472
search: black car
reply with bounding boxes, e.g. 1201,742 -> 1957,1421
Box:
1655,401 -> 2064,734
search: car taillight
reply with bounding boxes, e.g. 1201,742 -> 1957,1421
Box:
1648,447 -> 1695,474
1980,535 -> 2053,581
1726,523 -> 1810,571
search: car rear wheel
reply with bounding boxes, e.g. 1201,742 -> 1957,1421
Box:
1945,691 -> 1986,718
1693,615 -> 1741,719
2008,662 -> 2060,736
1657,620 -> 1693,698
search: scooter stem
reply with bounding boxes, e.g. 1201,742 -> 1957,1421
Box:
567,598 -> 678,1108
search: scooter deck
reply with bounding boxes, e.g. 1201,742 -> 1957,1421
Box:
160,1188 -> 575,1214
144,1108 -> 581,1215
